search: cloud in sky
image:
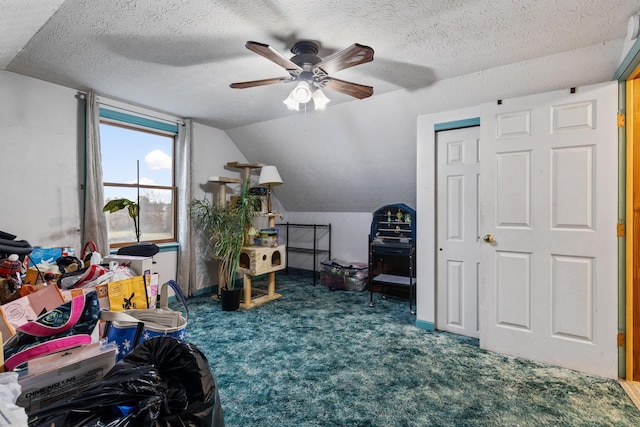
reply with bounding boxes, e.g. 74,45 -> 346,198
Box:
138,177 -> 157,185
145,149 -> 171,170
126,177 -> 156,185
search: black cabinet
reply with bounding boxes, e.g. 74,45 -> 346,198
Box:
368,203 -> 416,314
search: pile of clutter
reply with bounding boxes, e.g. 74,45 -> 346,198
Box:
0,233 -> 108,304
0,230 -> 35,304
0,231 -> 159,305
0,232 -> 228,426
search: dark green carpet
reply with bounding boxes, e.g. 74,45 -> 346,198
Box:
184,271 -> 640,427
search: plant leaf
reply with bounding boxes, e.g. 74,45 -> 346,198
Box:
103,198 -> 130,213
127,203 -> 139,219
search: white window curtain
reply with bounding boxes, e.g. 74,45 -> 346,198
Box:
176,119 -> 195,295
83,92 -> 109,256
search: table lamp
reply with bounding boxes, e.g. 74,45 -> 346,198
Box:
258,165 -> 283,213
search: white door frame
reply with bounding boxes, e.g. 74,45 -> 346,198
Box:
416,106 -> 481,330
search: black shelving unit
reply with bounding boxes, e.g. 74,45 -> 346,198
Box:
278,223 -> 331,285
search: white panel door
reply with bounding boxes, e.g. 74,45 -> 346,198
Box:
479,82 -> 618,378
436,126 -> 481,338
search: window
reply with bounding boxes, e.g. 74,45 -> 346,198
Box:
99,110 -> 177,247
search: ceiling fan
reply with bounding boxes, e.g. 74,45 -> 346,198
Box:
230,40 -> 374,110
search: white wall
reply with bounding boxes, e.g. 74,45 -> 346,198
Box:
190,122 -> 291,291
0,71 -> 82,248
191,122 -> 254,202
0,71 -> 257,292
281,212 -> 372,271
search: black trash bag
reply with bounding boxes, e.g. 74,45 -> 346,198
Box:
28,337 -> 225,427
28,365 -> 168,426
121,336 -> 224,426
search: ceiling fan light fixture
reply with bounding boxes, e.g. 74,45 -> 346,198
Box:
312,89 -> 330,110
291,81 -> 312,103
231,40 -> 375,108
283,91 -> 299,111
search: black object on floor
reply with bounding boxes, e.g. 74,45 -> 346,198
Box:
27,337 -> 225,426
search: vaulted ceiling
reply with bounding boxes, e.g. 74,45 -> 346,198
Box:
3,0 -> 640,212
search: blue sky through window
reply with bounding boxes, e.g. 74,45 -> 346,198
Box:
100,123 -> 173,203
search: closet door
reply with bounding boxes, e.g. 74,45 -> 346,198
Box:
436,126 -> 481,338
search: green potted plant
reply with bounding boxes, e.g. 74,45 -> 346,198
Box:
191,178 -> 259,311
103,160 -> 143,244
103,198 -> 140,243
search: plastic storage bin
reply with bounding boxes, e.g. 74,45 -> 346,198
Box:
320,259 -> 368,291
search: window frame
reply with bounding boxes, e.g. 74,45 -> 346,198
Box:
99,108 -> 179,248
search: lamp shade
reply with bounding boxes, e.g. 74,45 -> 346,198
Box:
258,165 -> 283,186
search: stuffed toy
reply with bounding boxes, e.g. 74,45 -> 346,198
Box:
0,254 -> 23,304
0,254 -> 22,279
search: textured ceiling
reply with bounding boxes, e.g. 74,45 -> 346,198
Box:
0,0 -> 66,69
3,0 -> 640,212
5,0 -> 639,130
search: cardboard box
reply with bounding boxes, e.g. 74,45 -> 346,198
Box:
16,342 -> 117,413
23,267 -> 61,286
103,255 -> 153,276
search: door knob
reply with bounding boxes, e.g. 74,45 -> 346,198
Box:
483,234 -> 494,243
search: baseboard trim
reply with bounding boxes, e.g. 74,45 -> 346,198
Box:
415,319 -> 435,331
190,285 -> 216,298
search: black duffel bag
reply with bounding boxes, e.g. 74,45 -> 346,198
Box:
117,242 -> 160,257
0,237 -> 32,259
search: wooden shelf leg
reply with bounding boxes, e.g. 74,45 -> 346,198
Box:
267,271 -> 275,297
243,274 -> 252,304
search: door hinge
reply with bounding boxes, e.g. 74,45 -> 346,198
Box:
618,113 -> 625,128
617,223 -> 625,237
618,332 -> 625,347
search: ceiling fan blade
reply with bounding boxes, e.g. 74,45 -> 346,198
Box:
230,76 -> 294,89
324,77 -> 373,99
315,43 -> 374,75
245,41 -> 302,72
